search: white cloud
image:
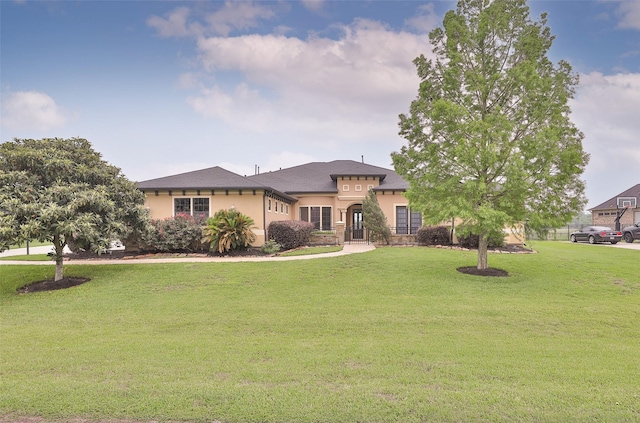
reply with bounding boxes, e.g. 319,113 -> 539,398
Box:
173,16 -> 434,167
615,0 -> 640,29
177,72 -> 203,90
1,90 -> 67,131
205,1 -> 275,36
147,2 -> 275,38
147,7 -> 195,38
190,18 -> 429,130
404,3 -> 441,33
571,71 -> 640,206
301,0 -> 324,13
186,83 -> 274,130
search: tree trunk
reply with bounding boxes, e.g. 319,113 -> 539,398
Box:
53,234 -> 65,281
477,233 -> 489,270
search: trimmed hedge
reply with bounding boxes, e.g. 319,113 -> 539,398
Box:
417,226 -> 450,246
268,220 -> 314,251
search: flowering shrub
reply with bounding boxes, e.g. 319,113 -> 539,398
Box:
131,214 -> 207,253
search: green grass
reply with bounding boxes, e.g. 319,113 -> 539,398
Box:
1,242 -> 638,422
279,245 -> 343,256
0,254 -> 51,261
6,240 -> 51,249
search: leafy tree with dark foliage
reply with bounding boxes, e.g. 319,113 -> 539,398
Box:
0,138 -> 150,281
393,0 -> 588,270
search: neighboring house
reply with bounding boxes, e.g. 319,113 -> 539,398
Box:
137,160 -> 523,246
589,183 -> 640,227
137,160 -> 421,246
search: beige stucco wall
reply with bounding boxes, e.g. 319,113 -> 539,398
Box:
264,196 -> 293,232
142,189 -> 270,245
374,190 -> 410,228
291,194 -> 340,223
336,176 -> 380,197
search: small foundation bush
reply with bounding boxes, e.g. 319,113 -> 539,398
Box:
261,239 -> 281,254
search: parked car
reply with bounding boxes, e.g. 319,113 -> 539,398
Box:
570,226 -> 622,244
622,222 -> 640,243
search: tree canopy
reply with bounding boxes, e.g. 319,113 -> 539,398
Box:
0,138 -> 150,280
392,0 -> 589,269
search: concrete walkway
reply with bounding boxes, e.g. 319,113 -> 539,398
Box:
0,243 -> 376,265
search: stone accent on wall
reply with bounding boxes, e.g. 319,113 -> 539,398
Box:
309,233 -> 339,245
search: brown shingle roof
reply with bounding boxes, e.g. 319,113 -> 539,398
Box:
590,183 -> 640,210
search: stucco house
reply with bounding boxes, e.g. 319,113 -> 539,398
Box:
137,160 -> 524,246
589,183 -> 640,228
137,160 -> 421,246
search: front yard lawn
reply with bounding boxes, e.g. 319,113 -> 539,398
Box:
0,242 -> 638,422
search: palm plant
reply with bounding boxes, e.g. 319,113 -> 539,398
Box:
203,209 -> 257,253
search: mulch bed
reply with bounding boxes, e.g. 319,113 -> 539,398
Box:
457,266 -> 509,277
63,248 -> 270,261
18,277 -> 91,293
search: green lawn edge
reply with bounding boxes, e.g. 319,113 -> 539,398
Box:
1,242 -> 638,422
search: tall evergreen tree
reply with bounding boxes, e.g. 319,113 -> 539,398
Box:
393,0 -> 589,270
363,189 -> 391,245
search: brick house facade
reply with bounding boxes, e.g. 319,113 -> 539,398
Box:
590,184 -> 640,227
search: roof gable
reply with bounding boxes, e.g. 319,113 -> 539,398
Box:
590,183 -> 640,210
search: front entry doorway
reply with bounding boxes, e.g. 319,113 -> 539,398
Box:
352,208 -> 363,240
346,204 -> 368,243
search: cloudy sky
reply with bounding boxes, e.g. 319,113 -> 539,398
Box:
1,0 -> 639,210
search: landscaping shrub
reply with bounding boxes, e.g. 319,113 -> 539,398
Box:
417,226 -> 450,245
457,229 -> 505,248
125,214 -> 207,253
203,209 -> 257,254
260,239 -> 281,254
268,220 -> 314,251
